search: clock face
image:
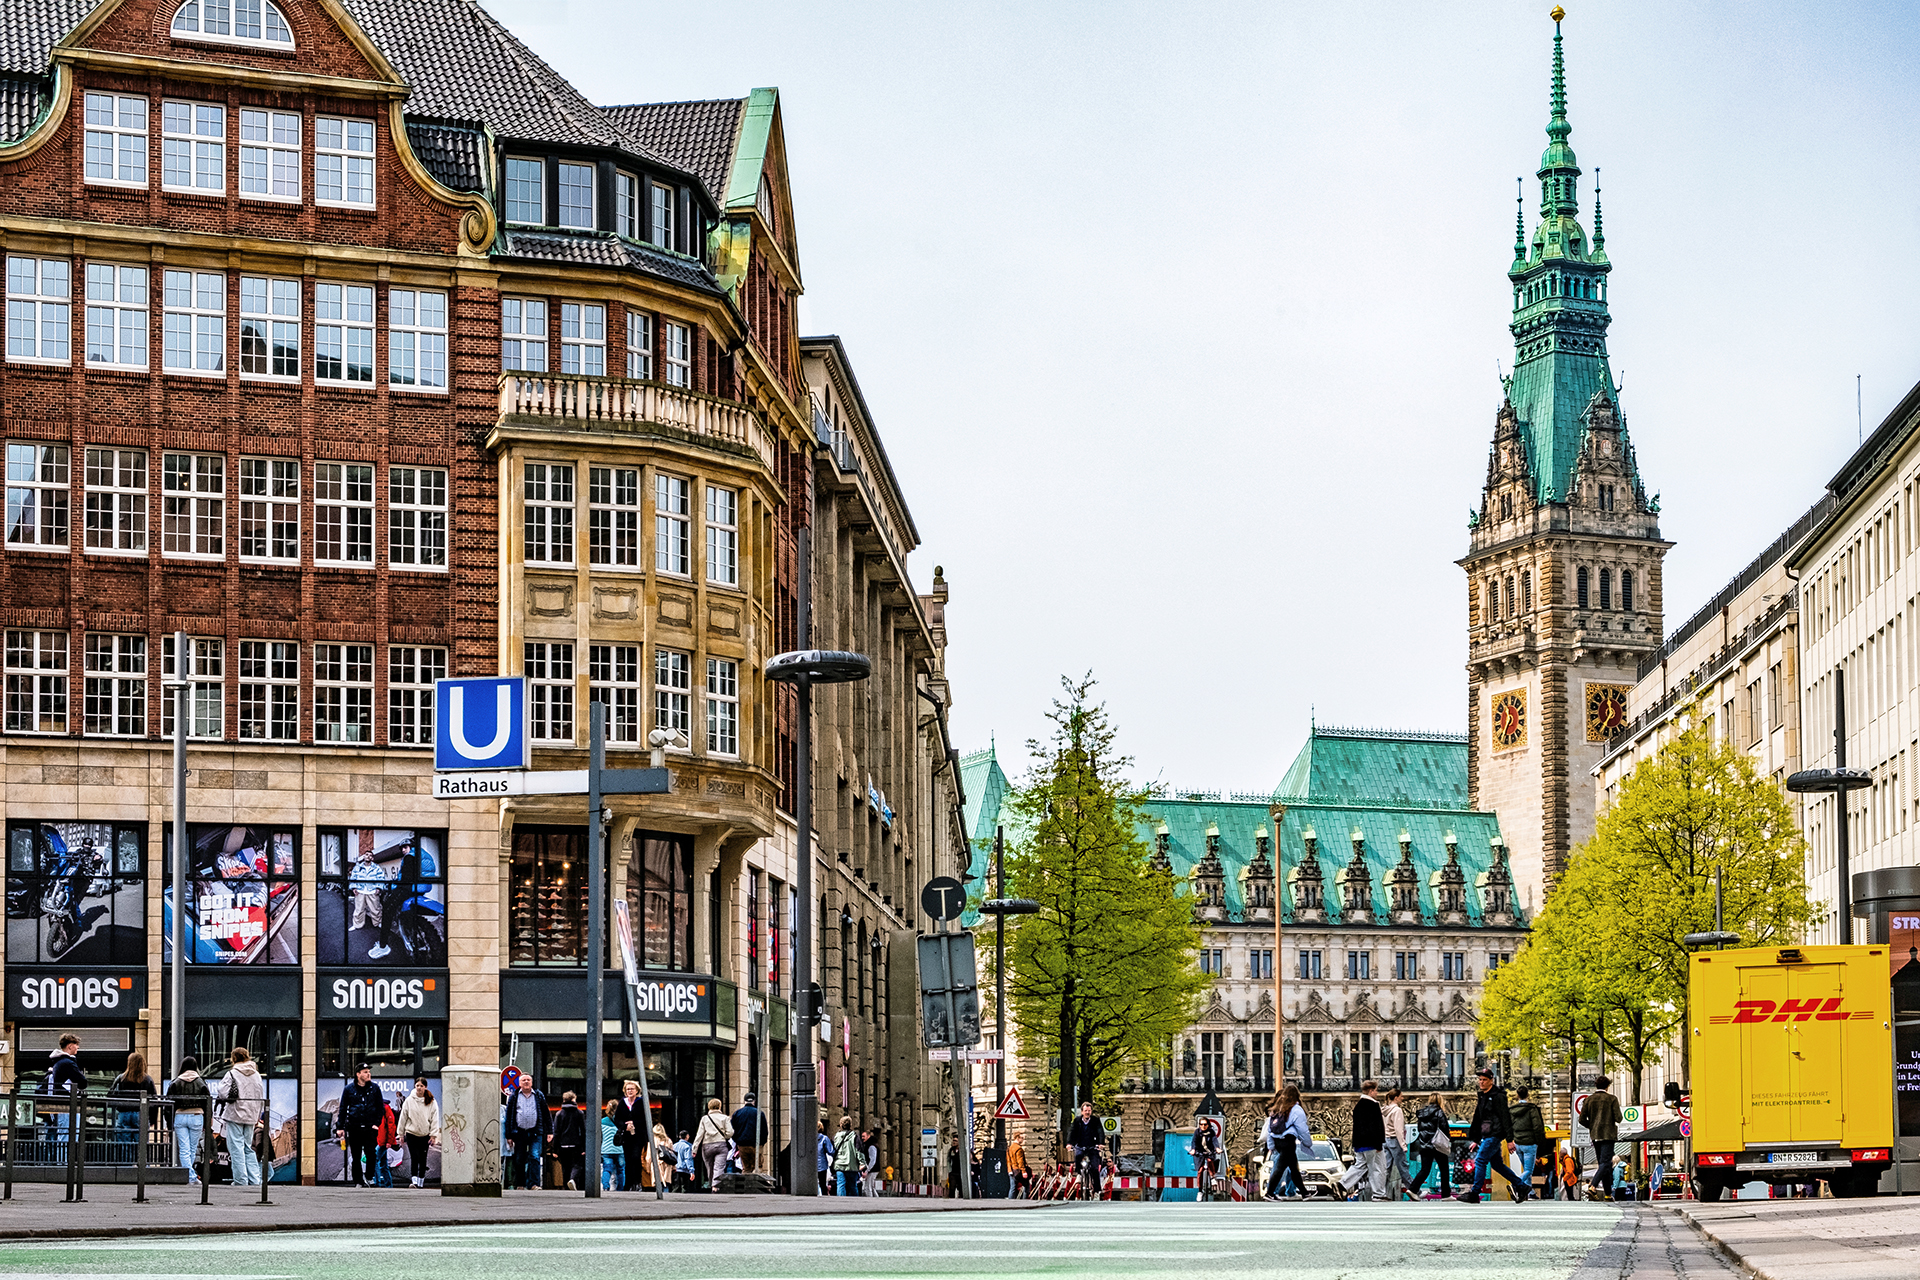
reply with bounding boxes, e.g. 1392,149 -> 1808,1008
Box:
1586,683 -> 1631,742
1490,689 -> 1528,752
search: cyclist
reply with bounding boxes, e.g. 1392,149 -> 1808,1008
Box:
1190,1118 -> 1221,1200
1066,1101 -> 1106,1199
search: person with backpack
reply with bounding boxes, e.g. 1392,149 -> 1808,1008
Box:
166,1056 -> 211,1184
1406,1093 -> 1454,1199
692,1097 -> 733,1189
830,1115 -> 864,1195
220,1047 -> 268,1186
1263,1087 -> 1309,1200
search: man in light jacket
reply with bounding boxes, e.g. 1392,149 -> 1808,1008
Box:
1381,1086 -> 1410,1201
220,1047 -> 268,1186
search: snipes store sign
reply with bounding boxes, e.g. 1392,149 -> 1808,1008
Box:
319,970 -> 450,1021
6,970 -> 143,1023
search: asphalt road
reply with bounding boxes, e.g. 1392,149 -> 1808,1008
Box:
0,1201 -> 1745,1280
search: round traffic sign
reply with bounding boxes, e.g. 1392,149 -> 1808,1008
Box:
1679,1117 -> 1692,1138
921,876 -> 967,922
1623,1105 -> 1641,1124
501,1066 -> 521,1092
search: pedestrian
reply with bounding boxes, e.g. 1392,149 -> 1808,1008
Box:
165,1056 -> 211,1184
729,1092 -> 768,1173
109,1051 -> 158,1160
43,1033 -> 86,1163
546,1090 -> 585,1190
693,1097 -> 734,1188
674,1129 -> 695,1192
862,1127 -> 882,1195
503,1073 -> 547,1190
369,1087 -> 399,1186
1339,1079 -> 1389,1201
220,1046 -> 267,1187
814,1120 -> 834,1194
1007,1132 -> 1029,1199
652,1123 -> 676,1192
398,1077 -> 439,1188
1407,1093 -> 1453,1199
1068,1101 -> 1107,1198
831,1115 -> 864,1195
1381,1086 -> 1409,1201
338,1062 -> 385,1187
1557,1140 -> 1582,1200
612,1080 -> 648,1190
1455,1067 -> 1529,1203
1265,1086 -> 1309,1200
1577,1075 -> 1622,1201
600,1103 -> 624,1191
1509,1085 -> 1547,1201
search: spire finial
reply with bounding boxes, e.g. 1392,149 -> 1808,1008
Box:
1592,165 -> 1605,250
1513,177 -> 1526,260
1548,9 -> 1568,136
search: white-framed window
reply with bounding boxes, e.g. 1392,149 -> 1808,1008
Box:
559,302 -> 604,376
655,473 -> 689,575
654,647 -> 690,742
237,639 -> 298,741
4,630 -> 68,734
588,644 -> 640,743
504,157 -> 543,225
589,467 -> 638,569
161,100 -> 224,193
238,457 -> 299,563
615,172 -> 638,239
84,264 -> 148,369
557,161 -> 594,230
314,116 -> 374,207
705,483 -> 737,586
526,641 -> 574,742
388,645 -> 445,745
161,635 -> 224,739
388,289 -> 447,390
6,257 -> 71,364
239,276 -> 299,380
524,462 -> 574,565
314,462 -> 374,565
313,643 -> 373,742
314,282 -> 374,385
83,633 -> 146,737
238,108 -> 299,201
161,452 -> 224,558
625,311 -> 652,379
162,269 -> 225,374
84,93 -> 147,187
705,657 -> 738,756
663,320 -> 691,387
6,443 -> 69,549
171,0 -> 295,46
501,298 -> 547,371
84,448 -> 147,554
649,182 -> 673,249
389,467 -> 446,570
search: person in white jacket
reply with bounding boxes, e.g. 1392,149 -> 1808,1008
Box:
220,1047 -> 267,1186
397,1078 -> 440,1188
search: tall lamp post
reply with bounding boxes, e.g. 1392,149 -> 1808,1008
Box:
977,824 -> 1039,1191
164,630 -> 189,1075
1786,668 -> 1872,943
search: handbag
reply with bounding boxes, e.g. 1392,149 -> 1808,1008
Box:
1430,1130 -> 1452,1156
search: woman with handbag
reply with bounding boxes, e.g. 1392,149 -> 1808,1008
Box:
1406,1093 -> 1454,1199
1264,1086 -> 1309,1200
692,1097 -> 733,1189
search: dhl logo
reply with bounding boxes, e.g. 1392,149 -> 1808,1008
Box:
1708,998 -> 1875,1025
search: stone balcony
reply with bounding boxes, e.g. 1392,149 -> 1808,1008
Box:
496,372 -> 774,471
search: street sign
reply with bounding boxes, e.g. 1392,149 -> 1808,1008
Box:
1101,1116 -> 1121,1136
435,677 -> 530,771
921,1125 -> 938,1168
917,930 -> 981,1048
501,1066 -> 520,1092
994,1086 -> 1028,1120
921,876 -> 967,922
432,766 -> 671,799
928,1048 -> 1002,1062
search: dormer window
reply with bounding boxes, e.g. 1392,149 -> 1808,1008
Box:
505,158 -> 544,225
649,183 -> 674,250
615,172 -> 639,239
172,0 -> 294,47
557,163 -> 595,230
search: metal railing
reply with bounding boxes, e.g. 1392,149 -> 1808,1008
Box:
498,372 -> 773,468
0,1082 -> 272,1204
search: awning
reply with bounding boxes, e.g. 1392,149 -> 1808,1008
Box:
1623,1120 -> 1685,1144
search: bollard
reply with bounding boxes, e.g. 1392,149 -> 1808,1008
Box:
133,1095 -> 147,1203
198,1100 -> 209,1206
3,1078 -> 16,1203
64,1096 -> 86,1203
256,1120 -> 272,1204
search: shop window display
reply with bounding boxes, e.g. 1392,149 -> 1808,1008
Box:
316,1025 -> 445,1184
162,825 -> 298,964
182,1021 -> 299,1183
317,829 -> 446,966
6,821 -> 143,963
510,829 -> 588,965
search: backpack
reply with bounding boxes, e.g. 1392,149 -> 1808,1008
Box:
833,1129 -> 863,1172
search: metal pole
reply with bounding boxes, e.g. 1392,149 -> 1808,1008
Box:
1713,866 -> 1724,950
789,493 -> 819,1197
993,826 -> 1007,1175
171,630 -> 188,1077
133,1095 -> 147,1203
586,701 -> 606,1199
621,981 -> 663,1199
1834,669 -> 1852,944
940,914 -> 972,1200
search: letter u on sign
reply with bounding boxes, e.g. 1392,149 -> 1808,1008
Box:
435,677 -> 530,770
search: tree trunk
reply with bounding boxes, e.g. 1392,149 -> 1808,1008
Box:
1057,976 -> 1076,1149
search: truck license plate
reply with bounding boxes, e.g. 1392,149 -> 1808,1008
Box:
1766,1152 -> 1817,1164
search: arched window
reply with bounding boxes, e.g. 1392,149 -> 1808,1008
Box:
1504,576 -> 1515,618
1621,569 -> 1634,612
173,0 -> 294,46
1576,566 -> 1590,609
1599,568 -> 1612,610
1485,581 -> 1496,623
1521,570 -> 1532,612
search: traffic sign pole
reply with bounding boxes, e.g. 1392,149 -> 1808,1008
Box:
585,700 -> 605,1199
993,826 -> 1007,1168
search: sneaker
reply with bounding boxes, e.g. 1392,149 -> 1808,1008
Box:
566,1179 -> 577,1190
1454,1191 -> 1480,1203
367,943 -> 391,959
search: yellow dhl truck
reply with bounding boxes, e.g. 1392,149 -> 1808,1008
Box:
1690,944 -> 1894,1199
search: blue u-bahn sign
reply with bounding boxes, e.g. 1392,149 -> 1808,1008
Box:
434,677 -> 530,771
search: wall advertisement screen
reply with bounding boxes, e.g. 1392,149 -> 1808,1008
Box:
317,829 -> 446,967
315,1077 -> 442,1184
162,825 -> 299,965
6,822 -> 144,964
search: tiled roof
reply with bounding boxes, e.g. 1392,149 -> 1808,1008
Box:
603,98 -> 743,209
499,230 -> 716,292
0,74 -> 46,141
957,745 -> 1010,883
1273,726 -> 1470,809
404,120 -> 486,193
0,0 -> 99,75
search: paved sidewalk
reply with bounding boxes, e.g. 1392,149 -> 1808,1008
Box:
0,1184 -> 1048,1238
1670,1197 -> 1920,1279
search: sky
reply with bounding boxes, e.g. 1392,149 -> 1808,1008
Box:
487,0 -> 1920,793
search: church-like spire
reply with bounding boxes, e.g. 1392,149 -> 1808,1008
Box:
1538,7 -> 1580,219
1512,177 -> 1526,265
1592,166 -> 1606,255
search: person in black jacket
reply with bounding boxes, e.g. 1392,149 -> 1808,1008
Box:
550,1091 -> 587,1190
338,1063 -> 386,1187
504,1074 -> 549,1190
44,1034 -> 87,1162
1456,1067 -> 1529,1203
1338,1080 -> 1389,1200
1406,1094 -> 1454,1198
730,1092 -> 768,1174
1066,1102 -> 1106,1197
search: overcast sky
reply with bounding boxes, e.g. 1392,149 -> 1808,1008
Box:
486,0 -> 1920,792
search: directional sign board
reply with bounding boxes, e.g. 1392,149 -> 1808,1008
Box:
435,677 -> 530,771
994,1086 -> 1029,1120
921,876 -> 966,922
433,767 -> 672,800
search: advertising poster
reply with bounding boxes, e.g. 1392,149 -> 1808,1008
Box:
315,1077 -> 442,1184
1895,911 -> 1920,1138
162,826 -> 298,964
6,822 -> 144,964
317,830 -> 446,967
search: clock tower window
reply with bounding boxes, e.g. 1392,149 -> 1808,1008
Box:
1576,566 -> 1589,609
1599,568 -> 1612,610
1521,570 -> 1532,611
1621,569 -> 1633,611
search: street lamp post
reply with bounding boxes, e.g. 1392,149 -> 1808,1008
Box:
1786,668 -> 1872,944
165,631 -> 189,1076
978,825 -> 1038,1195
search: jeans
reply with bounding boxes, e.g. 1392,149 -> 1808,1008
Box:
174,1113 -> 204,1181
601,1153 -> 622,1189
346,1126 -> 378,1185
1515,1144 -> 1539,1198
1470,1136 -> 1527,1198
226,1121 -> 262,1186
1591,1141 -> 1616,1197
835,1168 -> 859,1195
114,1110 -> 140,1160
507,1131 -> 542,1188
1385,1139 -> 1406,1199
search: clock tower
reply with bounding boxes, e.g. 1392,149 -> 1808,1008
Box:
1461,10 -> 1669,914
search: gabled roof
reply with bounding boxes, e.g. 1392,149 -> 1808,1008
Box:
958,745 -> 1009,883
0,74 -> 45,140
602,98 -> 743,211
0,0 -> 100,74
1273,725 -> 1470,809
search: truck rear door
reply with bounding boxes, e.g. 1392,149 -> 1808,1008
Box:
1739,961 -> 1845,1146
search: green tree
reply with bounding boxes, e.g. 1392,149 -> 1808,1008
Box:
1480,706 -> 1814,1104
1000,676 -> 1207,1137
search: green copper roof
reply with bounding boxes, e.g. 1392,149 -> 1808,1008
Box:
958,744 -> 1009,883
1272,726 -> 1469,809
